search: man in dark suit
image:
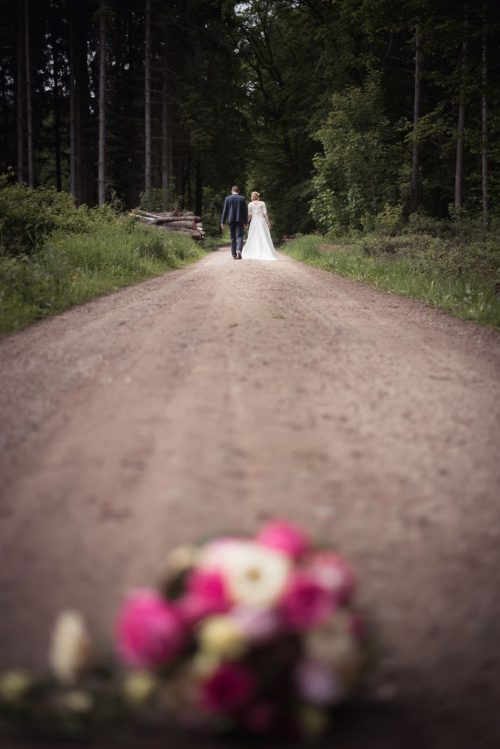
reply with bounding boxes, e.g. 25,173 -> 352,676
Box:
220,186 -> 248,260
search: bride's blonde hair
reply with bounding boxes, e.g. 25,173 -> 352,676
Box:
251,191 -> 260,200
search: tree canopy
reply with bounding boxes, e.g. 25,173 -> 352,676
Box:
1,0 -> 499,234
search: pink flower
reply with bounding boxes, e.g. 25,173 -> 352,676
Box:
116,590 -> 185,668
199,663 -> 256,714
306,551 -> 356,605
178,570 -> 230,625
232,606 -> 281,643
256,520 -> 310,560
280,573 -> 335,631
294,659 -> 341,706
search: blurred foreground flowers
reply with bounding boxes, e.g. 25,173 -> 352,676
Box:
0,520 -> 370,742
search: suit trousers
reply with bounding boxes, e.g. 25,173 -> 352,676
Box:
229,222 -> 244,256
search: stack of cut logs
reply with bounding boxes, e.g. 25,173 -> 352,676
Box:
133,209 -> 205,240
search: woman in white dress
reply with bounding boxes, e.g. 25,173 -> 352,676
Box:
242,192 -> 278,261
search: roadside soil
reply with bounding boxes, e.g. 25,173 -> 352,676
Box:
1,247 -> 500,748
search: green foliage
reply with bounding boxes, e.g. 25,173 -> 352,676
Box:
284,229 -> 500,329
140,189 -> 172,212
310,74 -> 401,232
373,204 -> 406,236
0,185 -> 203,333
201,186 -> 224,235
0,184 -> 90,256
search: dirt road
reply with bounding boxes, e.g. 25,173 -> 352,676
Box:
1,248 -> 500,748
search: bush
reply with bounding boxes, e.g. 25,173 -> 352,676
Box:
373,204 -> 405,236
409,235 -> 500,287
405,212 -> 453,238
0,184 -> 90,257
310,73 -> 401,233
360,234 -> 416,256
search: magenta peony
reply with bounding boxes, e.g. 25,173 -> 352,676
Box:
178,570 -> 230,625
280,573 -> 334,631
199,663 -> 256,714
256,520 -> 310,560
116,590 -> 185,668
306,551 -> 356,604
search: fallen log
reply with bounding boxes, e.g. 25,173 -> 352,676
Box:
133,209 -> 200,223
136,216 -> 164,225
132,208 -> 205,239
160,220 -> 198,230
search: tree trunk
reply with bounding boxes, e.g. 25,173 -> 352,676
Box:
410,25 -> 421,214
52,37 -> 62,191
24,0 -> 34,187
76,13 -> 91,204
69,3 -> 77,197
481,9 -> 489,227
16,0 -> 25,184
98,1 -> 107,206
69,1 -> 91,204
195,160 -> 202,218
161,42 -> 169,209
454,21 -> 467,212
144,0 -> 152,194
1,69 -> 8,173
186,156 -> 192,210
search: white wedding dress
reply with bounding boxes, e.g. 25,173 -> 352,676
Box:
242,201 -> 278,261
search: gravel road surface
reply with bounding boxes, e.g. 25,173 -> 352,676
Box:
1,248 -> 500,748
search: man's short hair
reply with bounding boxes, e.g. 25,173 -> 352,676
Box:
231,185 -> 240,193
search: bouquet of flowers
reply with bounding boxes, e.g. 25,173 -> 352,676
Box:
0,521 -> 368,742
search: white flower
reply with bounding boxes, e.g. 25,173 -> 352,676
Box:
197,615 -> 248,660
61,690 -> 93,714
198,539 -> 291,607
0,671 -> 32,703
49,610 -> 93,684
228,543 -> 291,607
197,538 -> 248,570
123,672 -> 157,706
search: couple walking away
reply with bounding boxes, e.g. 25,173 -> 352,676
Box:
221,186 -> 278,262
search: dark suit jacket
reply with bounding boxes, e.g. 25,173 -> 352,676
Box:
221,194 -> 248,225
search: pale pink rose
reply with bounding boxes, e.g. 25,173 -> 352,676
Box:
178,569 -> 230,625
294,659 -> 341,706
199,663 -> 256,714
280,573 -> 335,631
243,702 -> 276,733
306,551 -> 356,604
232,606 -> 281,643
116,590 -> 185,668
256,520 -> 310,560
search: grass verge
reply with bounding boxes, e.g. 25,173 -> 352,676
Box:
283,234 -> 500,329
0,222 -> 204,334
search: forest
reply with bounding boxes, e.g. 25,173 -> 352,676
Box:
1,0 -> 499,231
1,0 -> 500,330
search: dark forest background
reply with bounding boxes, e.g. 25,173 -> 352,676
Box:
1,0 -> 500,236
